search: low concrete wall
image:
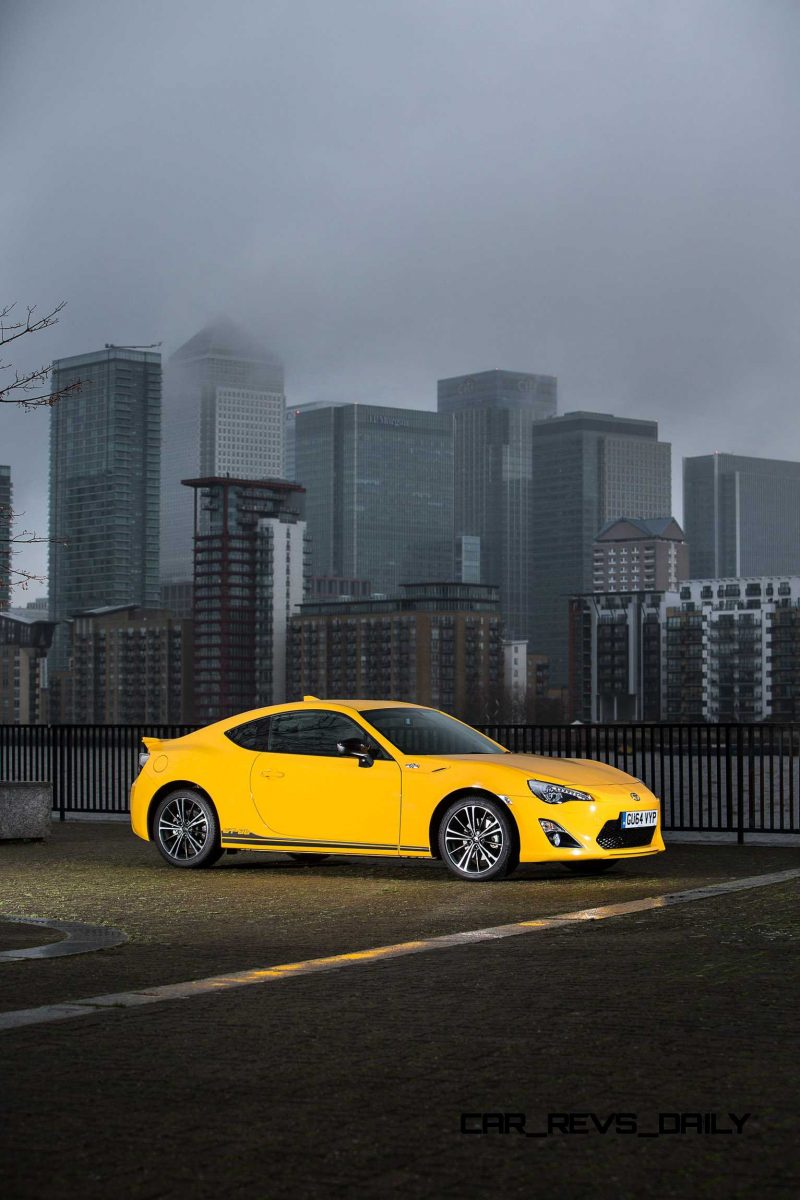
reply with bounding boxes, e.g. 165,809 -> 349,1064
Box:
0,782 -> 52,840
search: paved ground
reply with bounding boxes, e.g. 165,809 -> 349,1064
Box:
0,824 -> 798,1198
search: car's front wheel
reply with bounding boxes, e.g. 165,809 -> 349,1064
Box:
438,796 -> 517,882
154,790 -> 223,869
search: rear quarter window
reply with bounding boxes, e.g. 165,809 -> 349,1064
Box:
225,717 -> 271,751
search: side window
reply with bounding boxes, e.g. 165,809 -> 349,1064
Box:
268,711 -> 386,758
225,717 -> 272,751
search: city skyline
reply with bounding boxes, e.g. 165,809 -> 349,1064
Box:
19,346 -> 800,723
4,1 -> 800,591
7,353 -> 800,613
6,327 -> 794,602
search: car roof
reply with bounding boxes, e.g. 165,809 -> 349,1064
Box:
212,698 -> 426,732
318,699 -> 426,712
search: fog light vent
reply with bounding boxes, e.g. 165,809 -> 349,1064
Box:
538,818 -> 581,849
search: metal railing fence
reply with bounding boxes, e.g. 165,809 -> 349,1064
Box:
0,725 -> 196,821
2,722 -> 799,839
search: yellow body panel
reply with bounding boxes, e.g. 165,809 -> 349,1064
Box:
130,700 -> 665,866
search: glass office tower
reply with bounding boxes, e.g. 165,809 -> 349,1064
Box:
295,404 -> 454,596
531,411 -> 671,686
437,369 -> 558,642
684,453 -> 800,579
285,399 -> 350,481
48,346 -> 162,669
160,318 -> 285,588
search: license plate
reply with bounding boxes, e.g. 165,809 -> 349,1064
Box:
620,809 -> 658,829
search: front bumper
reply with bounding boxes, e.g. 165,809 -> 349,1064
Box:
514,787 -> 665,862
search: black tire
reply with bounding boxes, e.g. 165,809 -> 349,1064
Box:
438,795 -> 517,882
153,789 -> 223,869
288,853 -> 331,864
564,859 -> 617,876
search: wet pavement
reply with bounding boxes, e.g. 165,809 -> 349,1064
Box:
0,823 -> 798,1198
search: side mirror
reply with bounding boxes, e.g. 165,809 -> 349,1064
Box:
337,737 -> 374,768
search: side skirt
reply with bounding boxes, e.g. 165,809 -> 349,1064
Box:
220,833 -> 431,857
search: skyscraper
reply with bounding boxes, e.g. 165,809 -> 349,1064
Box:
295,404 -> 454,595
186,476 -> 308,723
0,465 -> 11,610
285,399 -> 350,481
684,453 -> 800,578
531,411 -> 671,685
160,318 -> 285,588
437,369 -> 558,641
48,347 -> 161,669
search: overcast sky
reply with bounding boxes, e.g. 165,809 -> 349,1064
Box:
2,0 -> 799,596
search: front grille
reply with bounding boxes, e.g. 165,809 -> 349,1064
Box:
596,819 -> 655,851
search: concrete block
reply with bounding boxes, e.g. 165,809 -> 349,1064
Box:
0,782 -> 52,840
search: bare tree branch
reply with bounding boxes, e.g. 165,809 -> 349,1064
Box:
0,507 -> 60,593
2,566 -> 46,592
0,301 -> 76,600
0,301 -> 81,407
0,301 -> 66,348
0,368 -> 82,408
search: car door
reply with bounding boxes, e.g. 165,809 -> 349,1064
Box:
251,709 -> 402,850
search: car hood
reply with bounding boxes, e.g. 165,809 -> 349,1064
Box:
412,753 -> 642,789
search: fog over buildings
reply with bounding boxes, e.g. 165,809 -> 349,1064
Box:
2,0 -> 800,592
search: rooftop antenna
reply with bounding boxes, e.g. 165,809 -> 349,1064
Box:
104,342 -> 163,350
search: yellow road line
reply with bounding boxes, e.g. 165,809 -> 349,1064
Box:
1,868 -> 797,1034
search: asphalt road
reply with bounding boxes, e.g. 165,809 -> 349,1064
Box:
1,825 -> 798,1199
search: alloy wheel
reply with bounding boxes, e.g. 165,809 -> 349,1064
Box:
443,803 -> 505,876
157,795 -> 210,861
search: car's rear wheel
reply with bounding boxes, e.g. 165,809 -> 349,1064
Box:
439,796 -> 517,882
564,859 -> 617,875
154,790 -> 223,869
289,853 -> 331,864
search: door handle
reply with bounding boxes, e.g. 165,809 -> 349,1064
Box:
260,769 -> 284,779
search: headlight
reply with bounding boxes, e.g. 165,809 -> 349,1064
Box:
528,779 -> 594,804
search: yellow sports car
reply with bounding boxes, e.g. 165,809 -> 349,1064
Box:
131,698 -> 664,881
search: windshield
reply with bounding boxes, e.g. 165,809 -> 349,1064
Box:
364,708 -> 507,756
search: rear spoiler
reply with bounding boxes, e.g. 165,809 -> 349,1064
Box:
141,734 -> 188,752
